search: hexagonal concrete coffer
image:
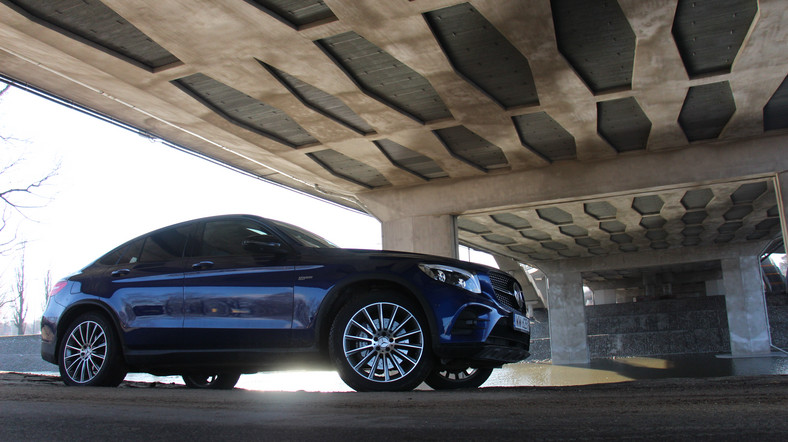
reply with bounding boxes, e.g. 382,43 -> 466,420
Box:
491,213 -> 531,230
559,225 -> 588,237
682,211 -> 708,225
640,216 -> 667,230
584,201 -> 617,220
551,0 -> 636,93
730,182 -> 767,204
632,195 -> 664,215
671,0 -> 758,78
681,188 -> 714,210
610,233 -> 633,244
482,234 -> 516,245
536,207 -> 574,225
521,230 -> 552,241
723,205 -> 753,220
600,220 -> 627,233
458,218 -> 491,234
541,241 -> 568,251
576,237 -> 601,248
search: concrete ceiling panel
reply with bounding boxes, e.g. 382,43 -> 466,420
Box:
764,75 -> 788,131
671,0 -> 758,78
678,81 -> 737,141
490,213 -> 531,230
260,60 -> 374,135
245,0 -> 337,29
511,112 -> 576,162
172,73 -> 317,148
373,138 -> 448,181
316,31 -> 452,123
432,125 -> 509,172
0,0 -> 180,71
424,2 -> 538,109
597,97 -> 652,152
551,0 -> 636,94
307,148 -> 389,188
681,188 -> 714,210
632,195 -> 664,215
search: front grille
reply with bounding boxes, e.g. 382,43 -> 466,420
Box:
488,271 -> 525,314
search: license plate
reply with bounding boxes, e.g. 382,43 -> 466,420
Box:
513,312 -> 530,333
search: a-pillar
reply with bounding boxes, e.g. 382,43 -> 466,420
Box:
722,255 -> 771,356
381,215 -> 458,259
540,266 -> 589,364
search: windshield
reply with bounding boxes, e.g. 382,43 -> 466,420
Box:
270,220 -> 337,248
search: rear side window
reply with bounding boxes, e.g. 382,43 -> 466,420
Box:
138,225 -> 191,262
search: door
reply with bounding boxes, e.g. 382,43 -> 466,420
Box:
182,218 -> 295,350
98,223 -> 192,350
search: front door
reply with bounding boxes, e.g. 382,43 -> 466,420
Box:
182,218 -> 295,351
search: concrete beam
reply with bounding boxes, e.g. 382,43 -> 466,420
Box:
381,215 -> 457,259
358,134 -> 788,221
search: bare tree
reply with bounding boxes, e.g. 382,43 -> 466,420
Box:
0,81 -> 59,327
11,250 -> 28,335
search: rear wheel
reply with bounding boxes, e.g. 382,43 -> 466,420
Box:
59,312 -> 126,387
329,292 -> 433,392
425,366 -> 493,390
182,373 -> 241,390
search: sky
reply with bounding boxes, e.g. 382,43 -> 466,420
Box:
0,82 -> 386,324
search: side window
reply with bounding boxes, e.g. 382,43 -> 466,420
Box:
117,239 -> 144,264
198,220 -> 277,257
138,225 -> 191,262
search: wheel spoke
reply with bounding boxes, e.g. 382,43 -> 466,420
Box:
361,307 -> 379,334
344,343 -> 374,356
392,347 -> 418,365
391,313 -> 414,335
349,319 -> 374,337
386,305 -> 399,332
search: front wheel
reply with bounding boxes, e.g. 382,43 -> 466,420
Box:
329,292 -> 433,392
59,312 -> 127,387
425,366 -> 493,390
182,373 -> 241,390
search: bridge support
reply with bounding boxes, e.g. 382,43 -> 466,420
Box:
722,255 -> 772,356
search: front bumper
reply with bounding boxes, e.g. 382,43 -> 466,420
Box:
435,315 -> 530,366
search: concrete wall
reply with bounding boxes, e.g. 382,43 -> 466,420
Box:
586,297 -> 731,357
768,294 -> 788,350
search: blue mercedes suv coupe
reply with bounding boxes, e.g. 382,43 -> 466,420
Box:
41,214 -> 530,391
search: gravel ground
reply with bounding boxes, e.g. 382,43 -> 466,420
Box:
2,372 -> 788,440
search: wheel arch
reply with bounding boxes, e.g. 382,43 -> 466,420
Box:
314,275 -> 438,357
56,300 -> 127,357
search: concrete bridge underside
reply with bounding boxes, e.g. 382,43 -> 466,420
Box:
1,0 -> 786,363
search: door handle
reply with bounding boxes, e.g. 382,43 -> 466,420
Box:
111,269 -> 130,277
192,261 -> 214,270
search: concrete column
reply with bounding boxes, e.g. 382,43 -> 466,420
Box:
721,256 -> 771,356
544,270 -> 589,364
381,215 -> 457,259
776,172 -> 788,253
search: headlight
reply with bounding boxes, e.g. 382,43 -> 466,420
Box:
419,264 -> 481,294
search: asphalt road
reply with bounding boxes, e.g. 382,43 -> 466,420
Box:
2,372 -> 788,440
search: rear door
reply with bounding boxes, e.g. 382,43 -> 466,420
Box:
182,217 -> 295,350
96,223 -> 193,350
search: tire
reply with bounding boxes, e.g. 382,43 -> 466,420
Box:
425,366 -> 493,390
329,291 -> 433,392
182,373 -> 241,390
59,312 -> 127,387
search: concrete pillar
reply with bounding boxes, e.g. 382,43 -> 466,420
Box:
776,172 -> 788,252
721,256 -> 771,356
381,215 -> 457,259
544,270 -> 590,364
